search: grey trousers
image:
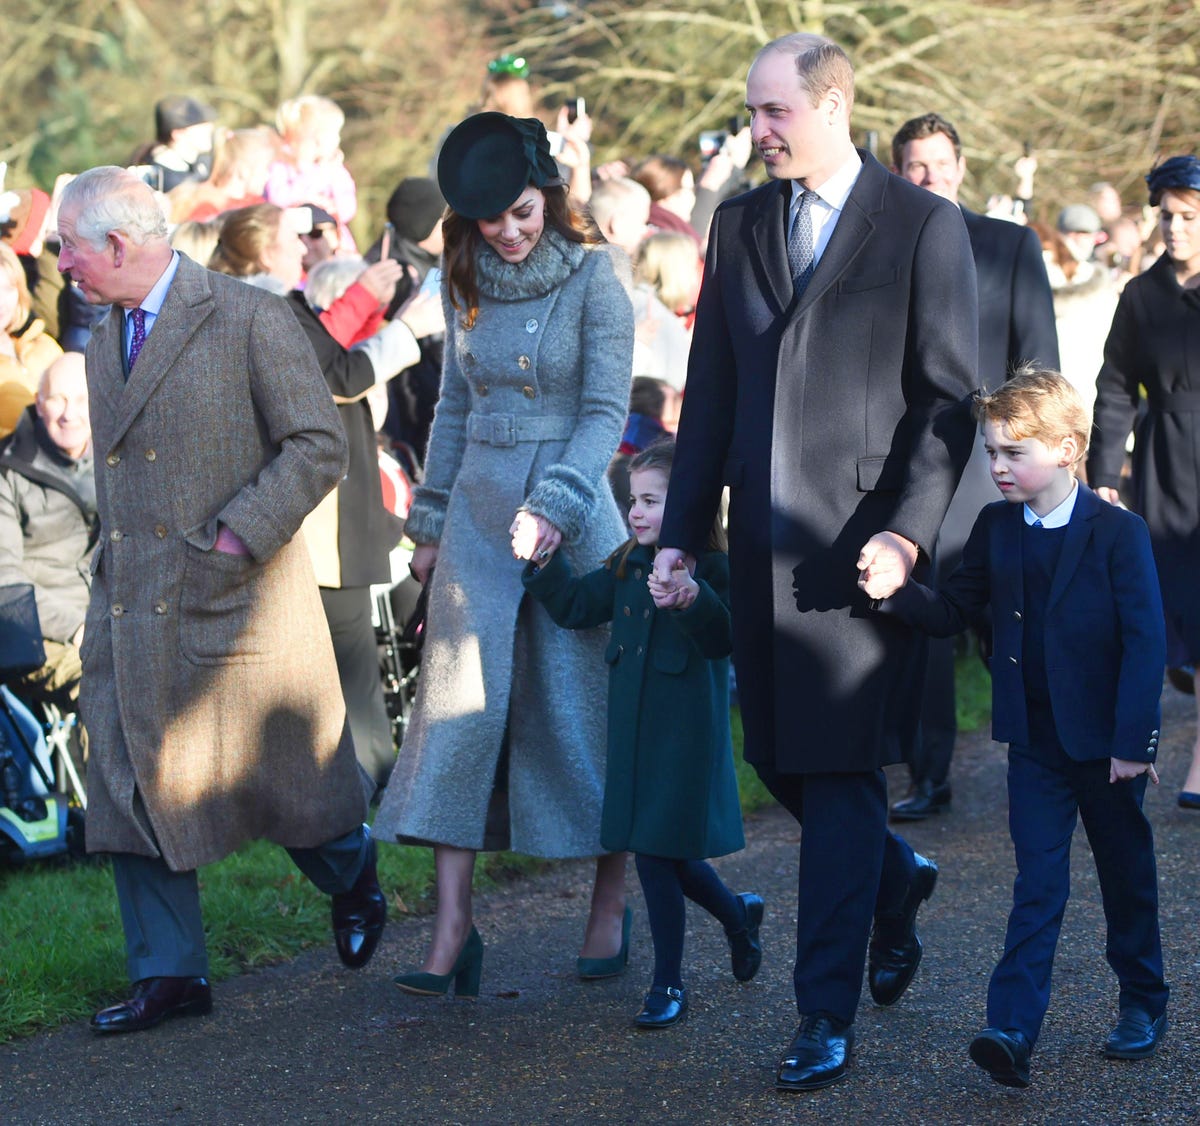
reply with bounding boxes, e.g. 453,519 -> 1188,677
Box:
110,824 -> 371,982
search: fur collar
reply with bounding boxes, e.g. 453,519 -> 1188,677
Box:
475,227 -> 587,303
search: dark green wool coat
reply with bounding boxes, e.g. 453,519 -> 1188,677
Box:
524,545 -> 744,860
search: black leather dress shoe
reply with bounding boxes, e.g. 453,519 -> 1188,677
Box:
633,986 -> 688,1029
889,780 -> 951,822
969,1027 -> 1032,1088
90,976 -> 212,1035
331,837 -> 387,969
868,852 -> 938,1006
775,1014 -> 854,1091
728,893 -> 764,982
1103,1007 -> 1167,1059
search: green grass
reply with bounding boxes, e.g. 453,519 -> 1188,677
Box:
1,674 -> 988,1042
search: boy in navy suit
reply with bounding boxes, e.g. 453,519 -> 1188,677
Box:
874,367 -> 1168,1088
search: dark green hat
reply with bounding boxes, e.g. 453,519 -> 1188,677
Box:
437,112 -> 562,220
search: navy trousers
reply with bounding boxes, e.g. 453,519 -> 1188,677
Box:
755,765 -> 918,1024
111,824 -> 372,982
986,741 -> 1168,1043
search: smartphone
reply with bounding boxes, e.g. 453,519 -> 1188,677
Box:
566,97 -> 585,124
381,220 -> 394,261
418,267 -> 443,299
727,114 -> 744,135
546,131 -> 565,157
698,131 -> 726,160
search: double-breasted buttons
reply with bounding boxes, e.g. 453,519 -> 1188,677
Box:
463,352 -> 476,368
623,605 -> 631,617
1151,729 -> 1160,737
477,383 -> 489,396
636,645 -> 644,656
634,569 -> 643,580
109,529 -> 123,542
525,318 -> 538,333
144,449 -> 156,462
1012,611 -> 1022,621
154,524 -> 168,539
643,608 -> 651,619
153,602 -> 168,616
111,604 -> 125,617
517,355 -> 531,370
106,452 -> 121,467
522,385 -> 537,399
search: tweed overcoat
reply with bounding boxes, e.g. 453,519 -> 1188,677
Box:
524,546 -> 743,860
659,152 -> 979,774
1087,254 -> 1200,661
80,254 -> 368,870
373,230 -> 633,857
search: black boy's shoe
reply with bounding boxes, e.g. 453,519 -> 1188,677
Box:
633,986 -> 688,1029
889,779 -> 952,822
969,1027 -> 1032,1088
1103,1007 -> 1167,1059
868,852 -> 938,1006
775,1013 -> 854,1091
727,893 -> 764,982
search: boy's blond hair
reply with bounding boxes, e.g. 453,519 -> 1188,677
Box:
974,365 -> 1091,467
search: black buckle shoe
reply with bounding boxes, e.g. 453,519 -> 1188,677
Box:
633,986 -> 688,1029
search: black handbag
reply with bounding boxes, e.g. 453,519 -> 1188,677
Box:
0,584 -> 47,676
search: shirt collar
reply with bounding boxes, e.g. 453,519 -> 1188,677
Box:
790,150 -> 863,217
127,251 -> 180,321
1024,480 -> 1078,528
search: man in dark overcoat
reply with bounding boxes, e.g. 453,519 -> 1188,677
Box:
888,113 -> 1060,821
654,34 -> 978,1090
56,167 -> 386,1035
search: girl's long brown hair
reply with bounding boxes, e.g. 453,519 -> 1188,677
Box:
607,439 -> 728,578
443,183 -> 599,327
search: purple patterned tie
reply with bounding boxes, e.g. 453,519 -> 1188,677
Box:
128,307 -> 147,372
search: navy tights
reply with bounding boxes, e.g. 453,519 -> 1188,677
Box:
634,853 -> 745,990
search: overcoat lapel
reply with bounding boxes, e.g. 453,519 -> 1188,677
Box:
86,310 -> 126,441
748,180 -> 794,316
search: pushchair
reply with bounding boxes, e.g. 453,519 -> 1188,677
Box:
0,584 -> 85,862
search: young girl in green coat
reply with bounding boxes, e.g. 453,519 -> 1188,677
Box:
524,440 -> 763,1029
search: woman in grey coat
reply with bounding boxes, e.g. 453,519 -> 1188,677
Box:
373,113 -> 635,994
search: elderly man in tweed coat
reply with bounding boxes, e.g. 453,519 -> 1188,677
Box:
57,167 -> 386,1035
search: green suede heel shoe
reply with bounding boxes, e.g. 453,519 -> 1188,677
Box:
394,926 -> 484,999
577,906 -> 632,980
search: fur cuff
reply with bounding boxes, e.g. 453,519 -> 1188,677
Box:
522,464 -> 597,543
404,486 -> 450,544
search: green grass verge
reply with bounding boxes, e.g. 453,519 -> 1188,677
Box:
1,669 -> 989,1042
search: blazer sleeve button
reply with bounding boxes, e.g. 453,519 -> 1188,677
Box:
106,452 -> 121,467
1008,656 -> 1018,665
1013,611 -> 1022,621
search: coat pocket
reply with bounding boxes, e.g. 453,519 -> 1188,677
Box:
650,641 -> 688,675
838,267 -> 898,294
179,544 -> 269,665
856,455 -> 905,492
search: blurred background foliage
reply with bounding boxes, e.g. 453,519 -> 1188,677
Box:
1,0 -> 1196,242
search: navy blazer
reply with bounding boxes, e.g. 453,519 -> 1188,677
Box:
885,483 -> 1165,762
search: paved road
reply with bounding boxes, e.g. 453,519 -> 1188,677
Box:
3,688 -> 1198,1125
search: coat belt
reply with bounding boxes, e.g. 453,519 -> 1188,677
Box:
466,413 -> 577,447
1147,391 -> 1200,413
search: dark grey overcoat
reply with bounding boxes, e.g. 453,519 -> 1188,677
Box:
660,152 -> 979,773
80,255 -> 368,870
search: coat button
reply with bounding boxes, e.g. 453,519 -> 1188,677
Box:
153,602 -> 168,615
111,603 -> 124,617
643,608 -> 651,619
623,605 -> 631,616
634,569 -> 643,580
106,452 -> 121,467
145,449 -> 156,462
1008,656 -> 1018,665
463,352 -> 476,368
477,383 -> 489,396
1013,611 -> 1022,621
1151,729 -> 1159,737
517,355 -> 531,370
636,645 -> 644,655
522,385 -> 536,399
110,529 -> 123,542
154,524 -> 167,538
525,318 -> 538,333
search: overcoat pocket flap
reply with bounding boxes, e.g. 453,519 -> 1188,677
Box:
856,456 -> 905,491
838,267 -> 898,293
651,643 -> 688,675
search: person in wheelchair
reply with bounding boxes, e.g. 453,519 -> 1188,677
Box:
0,352 -> 96,711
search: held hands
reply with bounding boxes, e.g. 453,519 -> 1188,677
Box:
649,548 -> 698,610
511,511 -> 562,564
410,543 -> 439,585
1110,758 -> 1160,785
855,531 -> 919,601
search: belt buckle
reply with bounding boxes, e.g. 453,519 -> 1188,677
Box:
492,415 -> 516,447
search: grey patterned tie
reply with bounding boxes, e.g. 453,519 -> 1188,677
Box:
787,188 -> 816,295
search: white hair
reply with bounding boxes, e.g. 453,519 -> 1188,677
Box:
587,177 -> 651,232
304,255 -> 366,312
60,166 -> 169,250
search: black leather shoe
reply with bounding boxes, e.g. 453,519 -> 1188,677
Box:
727,893 -> 764,982
868,852 -> 938,1006
775,1014 -> 854,1091
331,836 -> 387,969
1103,1007 -> 1167,1059
633,986 -> 688,1029
90,976 -> 212,1034
969,1027 -> 1032,1088
889,779 -> 951,822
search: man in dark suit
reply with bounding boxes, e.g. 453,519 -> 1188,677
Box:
654,34 -> 978,1090
888,113 -> 1060,821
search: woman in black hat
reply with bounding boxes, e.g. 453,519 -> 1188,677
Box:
1089,155 -> 1200,808
373,113 -> 636,994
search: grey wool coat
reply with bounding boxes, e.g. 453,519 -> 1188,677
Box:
80,254 -> 369,870
373,229 -> 634,857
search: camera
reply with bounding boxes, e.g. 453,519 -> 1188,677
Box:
698,115 -> 745,160
127,164 -> 165,193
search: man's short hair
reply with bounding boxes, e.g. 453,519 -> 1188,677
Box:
974,365 -> 1091,463
60,167 -> 169,251
755,32 -> 856,111
587,177 -> 651,232
890,113 -> 962,169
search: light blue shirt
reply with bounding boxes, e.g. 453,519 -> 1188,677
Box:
1024,480 -> 1078,527
789,151 -> 864,267
125,251 -> 180,364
